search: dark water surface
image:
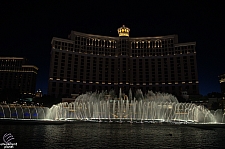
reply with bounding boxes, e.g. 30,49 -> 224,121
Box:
0,122 -> 225,149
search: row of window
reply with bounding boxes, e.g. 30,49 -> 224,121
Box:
54,51 -> 196,62
54,45 -> 195,57
50,77 -> 198,84
73,36 -> 174,49
53,55 -> 196,72
50,82 -> 198,95
53,37 -> 195,57
52,53 -> 197,82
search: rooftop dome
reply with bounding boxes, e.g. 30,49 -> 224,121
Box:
117,25 -> 130,37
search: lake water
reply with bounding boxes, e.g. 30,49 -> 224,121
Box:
0,122 -> 225,148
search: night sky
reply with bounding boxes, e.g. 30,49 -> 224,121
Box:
1,1 -> 225,95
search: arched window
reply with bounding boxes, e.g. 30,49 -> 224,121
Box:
155,40 -> 162,48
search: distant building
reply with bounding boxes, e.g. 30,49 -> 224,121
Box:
207,98 -> 221,110
62,94 -> 79,103
0,57 -> 38,101
219,74 -> 225,99
219,74 -> 225,111
181,91 -> 189,101
49,25 -> 199,97
192,100 -> 208,107
35,89 -> 43,98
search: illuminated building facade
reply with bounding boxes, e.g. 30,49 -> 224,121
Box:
0,57 -> 38,96
49,25 -> 199,97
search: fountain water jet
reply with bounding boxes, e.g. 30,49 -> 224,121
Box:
46,90 -> 218,124
0,89 -> 223,124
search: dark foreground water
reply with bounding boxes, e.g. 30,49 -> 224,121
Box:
1,122 -> 225,149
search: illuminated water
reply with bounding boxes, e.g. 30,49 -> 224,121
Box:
1,123 -> 225,148
0,90 -> 224,148
0,90 -> 224,123
47,90 -> 222,123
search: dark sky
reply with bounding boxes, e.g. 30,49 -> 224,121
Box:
0,1 -> 225,95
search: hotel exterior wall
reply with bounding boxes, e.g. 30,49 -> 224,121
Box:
48,31 -> 199,97
0,57 -> 38,95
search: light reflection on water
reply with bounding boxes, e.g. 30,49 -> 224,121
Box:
0,123 -> 225,148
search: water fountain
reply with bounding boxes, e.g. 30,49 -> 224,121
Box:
0,89 -> 224,125
46,89 -> 222,124
0,104 -> 52,124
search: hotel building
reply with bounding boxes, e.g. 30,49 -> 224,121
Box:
49,25 -> 199,97
0,57 -> 38,96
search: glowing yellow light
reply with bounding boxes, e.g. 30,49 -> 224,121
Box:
117,25 -> 130,37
